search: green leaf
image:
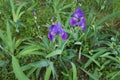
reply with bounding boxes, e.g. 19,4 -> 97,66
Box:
87,9 -> 94,26
15,39 -> 24,49
12,55 -> 29,80
83,54 -> 101,68
0,30 -> 6,43
84,48 -> 107,68
6,21 -> 14,53
60,3 -> 73,11
36,68 -> 41,79
21,60 -> 50,71
80,67 -> 98,80
6,21 -> 12,41
90,68 -> 99,80
107,71 -> 120,80
30,60 -> 51,68
71,62 -> 78,80
58,0 -> 66,9
16,2 -> 27,18
18,11 -> 25,19
50,63 -> 58,80
44,65 -> 52,80
27,67 -> 37,77
74,41 -> 82,59
21,64 -> 32,71
104,56 -> 120,64
46,49 -> 62,58
74,42 -> 82,45
0,60 -> 9,67
17,46 -> 40,57
21,60 -> 58,80
100,52 -> 111,57
27,3 -> 37,11
10,0 -> 17,22
26,51 -> 46,56
65,15 -> 71,28
94,11 -> 120,26
42,36 -> 49,49
111,71 -> 120,79
100,60 -> 111,70
60,40 -> 68,51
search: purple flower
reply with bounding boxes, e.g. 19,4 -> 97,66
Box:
70,8 -> 86,30
48,22 -> 67,41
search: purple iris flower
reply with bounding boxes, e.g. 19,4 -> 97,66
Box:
48,22 -> 67,41
70,8 -> 86,30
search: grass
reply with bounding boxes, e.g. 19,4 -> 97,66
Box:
0,0 -> 120,80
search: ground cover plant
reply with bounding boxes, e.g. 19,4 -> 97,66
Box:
0,0 -> 120,80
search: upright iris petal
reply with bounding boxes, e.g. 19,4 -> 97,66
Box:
70,17 -> 78,26
70,8 -> 86,30
48,22 -> 67,41
72,8 -> 84,18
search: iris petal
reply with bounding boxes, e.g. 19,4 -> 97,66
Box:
72,8 -> 84,18
70,8 -> 86,30
56,22 -> 63,34
56,22 -> 61,28
60,32 -> 67,40
75,8 -> 84,17
48,32 -> 55,41
80,22 -> 86,30
49,25 -> 55,31
70,17 -> 78,26
81,19 -> 86,30
48,22 -> 68,41
78,17 -> 86,30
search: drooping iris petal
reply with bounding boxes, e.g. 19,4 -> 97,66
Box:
81,20 -> 86,30
48,32 -> 55,41
60,32 -> 67,40
78,17 -> 86,30
81,22 -> 86,30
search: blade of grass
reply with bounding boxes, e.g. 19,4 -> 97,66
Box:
17,46 -> 40,57
83,54 -> 101,68
10,0 -> 17,22
80,67 -> 98,80
12,55 -> 29,80
6,21 -> 13,54
84,48 -> 107,68
44,65 -> 52,80
16,2 -> 27,18
46,49 -> 62,58
94,11 -> 120,26
71,62 -> 78,80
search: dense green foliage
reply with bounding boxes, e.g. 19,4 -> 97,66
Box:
0,0 -> 120,80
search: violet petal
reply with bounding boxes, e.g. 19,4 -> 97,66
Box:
48,32 -> 55,41
70,17 -> 78,26
60,32 -> 67,40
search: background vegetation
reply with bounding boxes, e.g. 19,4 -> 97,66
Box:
0,0 -> 120,80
